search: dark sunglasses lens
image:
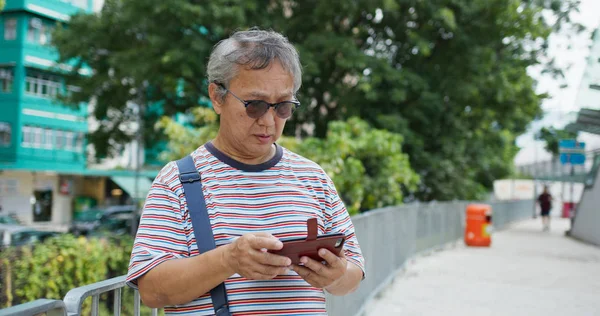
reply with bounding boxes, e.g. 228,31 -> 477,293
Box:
275,102 -> 296,119
246,101 -> 270,118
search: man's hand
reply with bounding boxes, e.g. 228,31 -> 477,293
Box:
291,248 -> 347,289
223,232 -> 292,280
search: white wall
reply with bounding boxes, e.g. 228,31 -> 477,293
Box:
0,171 -> 33,223
574,28 -> 600,111
493,179 -> 584,208
0,171 -> 73,230
571,169 -> 600,246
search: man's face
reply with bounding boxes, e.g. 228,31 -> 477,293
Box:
211,61 -> 295,159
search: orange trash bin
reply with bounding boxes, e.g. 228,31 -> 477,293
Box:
464,204 -> 492,247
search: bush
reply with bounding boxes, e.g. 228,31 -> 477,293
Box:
1,234 -> 132,310
288,117 -> 419,214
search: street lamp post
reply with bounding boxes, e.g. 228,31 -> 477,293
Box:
131,82 -> 146,236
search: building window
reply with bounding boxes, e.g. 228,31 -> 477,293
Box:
4,18 -> 17,40
64,131 -> 74,150
39,24 -> 50,45
25,72 -> 61,97
27,18 -> 43,43
55,130 -> 65,149
22,126 -> 45,148
75,133 -> 84,152
22,126 -> 33,147
0,123 -> 11,147
25,17 -> 54,45
33,127 -> 43,146
44,129 -> 53,149
21,126 -> 83,151
0,69 -> 13,93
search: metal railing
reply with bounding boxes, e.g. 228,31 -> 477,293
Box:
62,276 -> 158,316
0,200 -> 533,316
517,149 -> 600,184
0,299 -> 66,316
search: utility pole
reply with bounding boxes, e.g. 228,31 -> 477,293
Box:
532,140 -> 538,218
131,82 -> 146,236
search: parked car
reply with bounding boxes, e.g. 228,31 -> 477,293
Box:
0,215 -> 20,225
70,205 -> 138,236
89,211 -> 140,239
0,224 -> 61,250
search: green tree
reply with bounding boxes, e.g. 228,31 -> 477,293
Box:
535,127 -> 579,157
346,0 -> 580,200
0,0 -> 5,11
52,0 -> 258,158
293,117 -> 420,213
53,0 -> 581,201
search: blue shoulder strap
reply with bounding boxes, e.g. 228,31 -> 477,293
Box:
176,155 -> 231,316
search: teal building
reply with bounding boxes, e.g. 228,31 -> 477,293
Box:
0,1 -> 156,230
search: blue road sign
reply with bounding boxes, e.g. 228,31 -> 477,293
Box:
559,139 -> 586,165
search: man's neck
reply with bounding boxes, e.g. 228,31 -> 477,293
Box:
211,136 -> 275,165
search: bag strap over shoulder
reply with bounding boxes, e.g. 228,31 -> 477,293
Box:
176,155 -> 231,316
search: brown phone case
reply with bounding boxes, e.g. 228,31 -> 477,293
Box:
270,218 -> 345,264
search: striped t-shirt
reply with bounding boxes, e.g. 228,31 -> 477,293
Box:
126,142 -> 365,315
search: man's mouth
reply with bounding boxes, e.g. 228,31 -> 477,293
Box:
255,134 -> 273,143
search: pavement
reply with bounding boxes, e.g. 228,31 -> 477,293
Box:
366,216 -> 600,316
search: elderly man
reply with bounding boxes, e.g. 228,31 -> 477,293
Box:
126,29 -> 365,315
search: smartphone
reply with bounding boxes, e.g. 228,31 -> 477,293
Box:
270,233 -> 346,264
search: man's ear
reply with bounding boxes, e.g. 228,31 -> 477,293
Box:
208,82 -> 224,115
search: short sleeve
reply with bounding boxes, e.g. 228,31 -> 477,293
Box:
323,174 -> 366,278
126,164 -> 190,289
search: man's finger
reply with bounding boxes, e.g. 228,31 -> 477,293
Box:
249,234 -> 283,250
258,264 -> 290,276
252,249 -> 291,267
292,264 -> 313,280
318,248 -> 344,268
245,262 -> 289,280
299,256 -> 327,276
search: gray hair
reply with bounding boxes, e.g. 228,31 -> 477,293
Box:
207,29 -> 302,100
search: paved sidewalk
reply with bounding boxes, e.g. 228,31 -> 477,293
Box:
366,217 -> 600,316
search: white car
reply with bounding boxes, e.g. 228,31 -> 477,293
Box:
0,224 -> 60,250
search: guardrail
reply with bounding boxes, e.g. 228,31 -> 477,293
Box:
62,276 -> 158,316
0,200 -> 533,316
517,150 -> 600,184
0,299 -> 66,316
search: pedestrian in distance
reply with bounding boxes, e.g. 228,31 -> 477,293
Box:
537,185 -> 553,231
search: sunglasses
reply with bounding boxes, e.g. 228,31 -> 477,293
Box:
217,83 -> 300,119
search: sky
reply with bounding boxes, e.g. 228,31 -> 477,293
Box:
514,0 -> 600,165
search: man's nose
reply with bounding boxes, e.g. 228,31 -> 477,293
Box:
257,107 -> 277,126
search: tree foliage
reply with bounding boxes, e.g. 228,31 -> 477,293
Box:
535,127 -> 578,157
53,0 -> 581,201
